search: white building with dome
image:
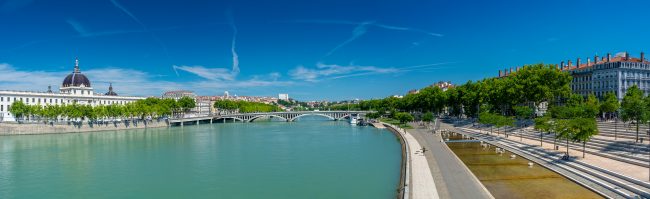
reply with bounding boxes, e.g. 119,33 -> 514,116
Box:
0,58 -> 145,122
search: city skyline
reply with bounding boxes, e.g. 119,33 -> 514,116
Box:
2,0 -> 650,100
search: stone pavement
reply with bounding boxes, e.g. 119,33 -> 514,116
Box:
397,125 -> 439,199
406,123 -> 493,199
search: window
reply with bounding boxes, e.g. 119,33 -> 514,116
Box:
49,99 -> 52,103
20,98 -> 22,102
32,98 -> 35,103
82,90 -> 85,95
1,105 -> 3,111
1,97 -> 3,102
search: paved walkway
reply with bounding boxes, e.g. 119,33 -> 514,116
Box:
407,123 -> 493,199
397,125 -> 439,199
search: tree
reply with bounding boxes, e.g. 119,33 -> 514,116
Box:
621,85 -> 647,143
178,96 -> 196,116
534,115 -> 551,146
479,111 -> 497,134
366,112 -> 381,119
554,119 -> 573,157
500,115 -> 515,137
9,101 -> 29,122
422,112 -> 434,123
600,92 -> 619,120
584,94 -> 600,118
395,112 -> 414,124
571,118 -> 599,158
514,106 -> 533,140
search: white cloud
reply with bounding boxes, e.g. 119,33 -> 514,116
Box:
0,63 -> 294,97
172,65 -> 236,81
289,62 -> 454,82
173,10 -> 240,81
289,62 -> 399,82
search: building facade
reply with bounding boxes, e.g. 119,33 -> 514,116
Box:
278,93 -> 289,101
498,51 -> 649,100
0,58 -> 144,122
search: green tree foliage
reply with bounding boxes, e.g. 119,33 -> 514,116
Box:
9,101 -> 29,122
621,85 -> 648,142
534,115 -> 551,146
9,97 -> 182,123
479,111 -> 498,134
422,112 -> 434,123
599,92 -> 619,119
213,99 -> 282,113
178,96 -> 196,114
570,117 -> 598,158
513,106 -> 533,120
395,112 -> 414,124
328,63 -> 570,119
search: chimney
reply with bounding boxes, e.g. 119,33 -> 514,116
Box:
568,60 -> 572,67
587,58 -> 591,66
509,68 -> 513,74
499,70 -> 502,77
594,55 -> 599,64
577,58 -> 581,67
625,52 -> 630,60
607,53 -> 611,62
561,61 -> 565,69
642,52 -> 645,62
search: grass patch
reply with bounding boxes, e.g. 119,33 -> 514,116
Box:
379,118 -> 413,129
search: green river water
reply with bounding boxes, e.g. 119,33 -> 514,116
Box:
0,117 -> 401,199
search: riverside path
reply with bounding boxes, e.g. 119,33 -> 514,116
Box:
406,121 -> 494,199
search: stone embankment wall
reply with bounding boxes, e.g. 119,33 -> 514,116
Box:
0,120 -> 169,135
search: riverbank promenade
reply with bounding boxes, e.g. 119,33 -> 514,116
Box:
405,123 -> 494,199
402,127 -> 439,199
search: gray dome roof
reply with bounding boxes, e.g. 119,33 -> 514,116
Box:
62,58 -> 91,87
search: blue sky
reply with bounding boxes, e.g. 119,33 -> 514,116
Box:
1,0 -> 649,100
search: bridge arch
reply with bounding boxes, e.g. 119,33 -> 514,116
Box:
247,114 -> 289,122
288,113 -> 336,122
218,116 -> 245,122
336,114 -> 351,121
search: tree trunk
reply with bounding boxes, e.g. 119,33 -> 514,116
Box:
614,120 -> 618,140
582,141 -> 586,158
553,133 -> 557,150
636,121 -> 639,142
566,138 -> 570,157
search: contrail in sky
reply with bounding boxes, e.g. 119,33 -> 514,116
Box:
286,20 -> 443,57
226,9 -> 240,74
110,0 -> 170,57
325,21 -> 372,58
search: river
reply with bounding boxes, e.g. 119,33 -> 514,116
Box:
0,117 -> 401,199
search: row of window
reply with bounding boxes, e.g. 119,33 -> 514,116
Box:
61,90 -> 92,95
0,96 -> 128,107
